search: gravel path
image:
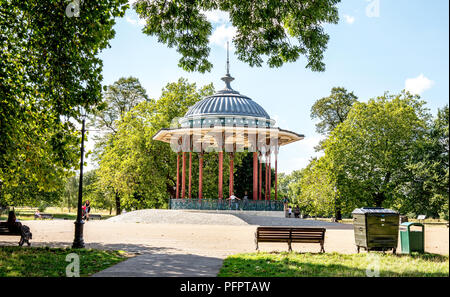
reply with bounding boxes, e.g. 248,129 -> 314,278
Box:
107,209 -> 350,228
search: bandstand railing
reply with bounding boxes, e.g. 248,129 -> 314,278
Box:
169,199 -> 284,211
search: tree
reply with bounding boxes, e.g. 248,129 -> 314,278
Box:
0,0 -> 128,204
90,76 -> 150,213
277,170 -> 302,201
323,91 -> 430,208
133,0 -> 340,72
297,157 -> 336,217
93,76 -> 149,134
311,87 -> 358,135
62,175 -> 79,212
400,105 -> 449,218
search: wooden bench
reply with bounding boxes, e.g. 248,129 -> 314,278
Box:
88,214 -> 102,220
0,222 -> 32,246
35,213 -> 53,220
255,226 -> 326,253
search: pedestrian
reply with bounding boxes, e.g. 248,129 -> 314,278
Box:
288,206 -> 292,218
294,205 -> 300,218
242,191 -> 249,210
227,192 -> 241,210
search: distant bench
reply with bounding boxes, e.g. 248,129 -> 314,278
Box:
35,213 -> 53,220
88,214 -> 102,220
255,226 -> 326,253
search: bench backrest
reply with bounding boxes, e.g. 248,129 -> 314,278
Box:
256,226 -> 325,241
0,222 -> 20,235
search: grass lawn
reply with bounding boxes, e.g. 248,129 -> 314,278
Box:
0,213 -> 114,221
0,246 -> 131,277
218,252 -> 449,277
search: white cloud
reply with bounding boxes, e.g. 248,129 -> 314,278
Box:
343,14 -> 355,24
126,16 -> 146,27
203,10 -> 230,23
405,74 -> 434,95
209,24 -> 236,49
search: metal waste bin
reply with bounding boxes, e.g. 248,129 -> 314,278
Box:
352,207 -> 399,253
400,222 -> 424,254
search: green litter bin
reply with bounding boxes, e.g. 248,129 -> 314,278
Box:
400,222 -> 424,254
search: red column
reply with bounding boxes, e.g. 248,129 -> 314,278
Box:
265,154 -> 268,200
176,153 -> 180,199
198,152 -> 203,200
253,152 -> 258,200
182,152 -> 186,199
259,153 -> 262,200
268,153 -> 272,200
218,151 -> 223,199
229,153 -> 234,197
188,152 -> 192,199
275,150 -> 278,200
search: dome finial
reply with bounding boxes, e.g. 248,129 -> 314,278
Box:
226,41 -> 230,75
221,41 -> 234,90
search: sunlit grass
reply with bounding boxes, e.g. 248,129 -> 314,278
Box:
0,246 -> 131,277
219,252 -> 449,277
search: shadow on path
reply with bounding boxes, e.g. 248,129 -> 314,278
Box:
0,240 -> 223,277
92,252 -> 223,277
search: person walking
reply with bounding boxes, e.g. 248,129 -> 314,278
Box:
83,200 -> 91,221
227,193 -> 241,210
242,191 -> 249,210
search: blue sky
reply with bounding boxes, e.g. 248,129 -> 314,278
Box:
89,0 -> 449,174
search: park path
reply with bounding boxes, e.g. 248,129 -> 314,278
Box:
0,213 -> 447,277
92,251 -> 223,277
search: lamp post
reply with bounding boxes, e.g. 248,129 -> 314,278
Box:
72,113 -> 86,248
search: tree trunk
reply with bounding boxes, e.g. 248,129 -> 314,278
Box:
335,207 -> 342,221
374,192 -> 385,207
115,191 -> 121,215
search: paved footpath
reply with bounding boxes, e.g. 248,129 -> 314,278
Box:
93,252 -> 223,277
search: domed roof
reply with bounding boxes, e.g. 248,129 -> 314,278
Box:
184,87 -> 270,120
184,53 -> 271,120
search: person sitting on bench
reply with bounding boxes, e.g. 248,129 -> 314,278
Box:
34,210 -> 42,219
7,211 -> 32,246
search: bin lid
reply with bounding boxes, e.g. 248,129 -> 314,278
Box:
401,222 -> 424,227
352,207 -> 398,215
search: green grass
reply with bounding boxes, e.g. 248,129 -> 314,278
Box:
0,213 -> 114,221
218,252 -> 449,277
0,246 -> 130,277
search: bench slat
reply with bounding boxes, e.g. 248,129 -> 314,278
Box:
255,226 -> 326,253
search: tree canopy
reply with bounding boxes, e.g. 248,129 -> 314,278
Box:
0,0 -> 128,204
134,0 -> 340,72
311,87 -> 358,135
323,91 -> 431,208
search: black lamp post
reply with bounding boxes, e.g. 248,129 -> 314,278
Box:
72,114 -> 86,248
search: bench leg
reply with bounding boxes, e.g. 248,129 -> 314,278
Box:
19,237 -> 24,246
320,242 -> 325,253
288,241 -> 292,252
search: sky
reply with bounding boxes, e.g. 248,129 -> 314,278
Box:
87,0 -> 449,174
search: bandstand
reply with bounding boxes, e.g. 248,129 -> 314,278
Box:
153,56 -> 304,211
